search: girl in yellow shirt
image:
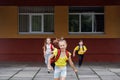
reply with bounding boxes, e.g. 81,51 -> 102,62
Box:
48,39 -> 77,80
73,40 -> 87,67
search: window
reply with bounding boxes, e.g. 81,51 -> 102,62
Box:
19,6 -> 54,34
69,6 -> 104,34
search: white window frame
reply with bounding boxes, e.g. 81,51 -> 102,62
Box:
19,13 -> 54,34
69,13 -> 104,34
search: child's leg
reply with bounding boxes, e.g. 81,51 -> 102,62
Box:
80,55 -> 84,65
78,55 -> 84,67
54,66 -> 61,79
45,54 -> 51,73
44,54 -> 47,65
60,66 -> 67,80
54,66 -> 66,80
46,54 -> 51,65
45,53 -> 51,65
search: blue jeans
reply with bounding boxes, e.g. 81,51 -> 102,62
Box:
45,54 -> 51,65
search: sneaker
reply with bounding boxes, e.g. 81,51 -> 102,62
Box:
48,70 -> 50,73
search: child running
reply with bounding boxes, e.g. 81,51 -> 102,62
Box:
73,40 -> 87,67
43,37 -> 55,73
48,39 -> 77,80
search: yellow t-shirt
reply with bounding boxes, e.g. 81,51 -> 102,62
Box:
74,45 -> 87,55
53,49 -> 71,67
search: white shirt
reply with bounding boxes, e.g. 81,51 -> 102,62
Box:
46,44 -> 52,54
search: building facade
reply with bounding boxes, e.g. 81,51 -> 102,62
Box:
0,0 -> 120,62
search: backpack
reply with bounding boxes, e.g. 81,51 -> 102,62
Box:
75,45 -> 84,55
51,49 -> 69,63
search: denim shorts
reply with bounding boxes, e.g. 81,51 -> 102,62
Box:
54,66 -> 67,78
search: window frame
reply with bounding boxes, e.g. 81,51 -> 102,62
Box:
19,13 -> 54,34
69,10 -> 104,34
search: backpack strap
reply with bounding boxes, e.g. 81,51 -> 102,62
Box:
82,45 -> 84,51
65,50 -> 69,59
54,49 -> 69,62
78,44 -> 80,51
54,49 -> 61,62
78,45 -> 85,51
50,44 -> 54,51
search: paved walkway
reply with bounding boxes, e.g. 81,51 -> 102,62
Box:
0,62 -> 120,80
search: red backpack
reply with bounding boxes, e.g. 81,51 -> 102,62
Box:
51,49 -> 69,63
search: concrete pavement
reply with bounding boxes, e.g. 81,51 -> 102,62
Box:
0,62 -> 120,80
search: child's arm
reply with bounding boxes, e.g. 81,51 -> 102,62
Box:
52,45 -> 55,49
68,55 -> 78,72
43,46 -> 46,56
83,46 -> 87,53
73,49 -> 76,57
73,46 -> 78,57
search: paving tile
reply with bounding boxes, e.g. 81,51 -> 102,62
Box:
109,68 -> 120,73
100,75 -> 120,80
10,77 -> 33,80
0,76 -> 10,80
0,62 -> 119,80
94,70 -> 116,76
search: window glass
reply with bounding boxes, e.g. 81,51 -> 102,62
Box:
69,15 -> 79,32
19,15 -> 29,32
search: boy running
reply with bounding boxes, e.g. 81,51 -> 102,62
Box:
73,40 -> 87,67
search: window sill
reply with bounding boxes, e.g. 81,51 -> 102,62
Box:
19,32 -> 54,34
69,32 -> 105,35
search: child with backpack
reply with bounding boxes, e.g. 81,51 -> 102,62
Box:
48,39 -> 77,80
73,40 -> 87,67
43,38 -> 55,73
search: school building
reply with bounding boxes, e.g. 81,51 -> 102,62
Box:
0,0 -> 120,62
